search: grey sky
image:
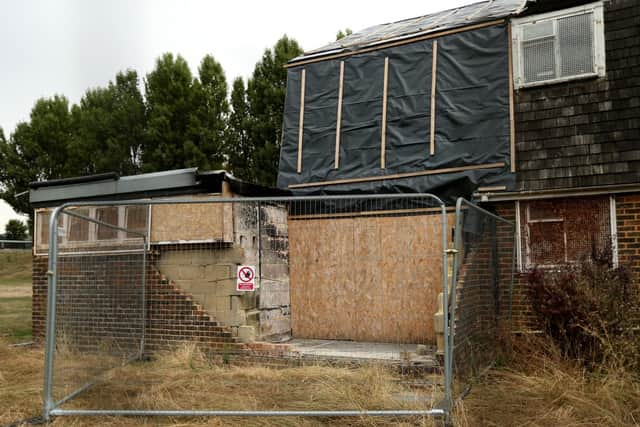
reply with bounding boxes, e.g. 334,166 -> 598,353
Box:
0,0 -> 473,227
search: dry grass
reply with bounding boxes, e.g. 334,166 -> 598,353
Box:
2,335 -> 639,426
0,341 -> 442,426
453,334 -> 640,427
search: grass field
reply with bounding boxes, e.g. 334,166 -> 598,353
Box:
0,250 -> 32,343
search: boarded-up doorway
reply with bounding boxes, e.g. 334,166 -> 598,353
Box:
289,211 -> 452,344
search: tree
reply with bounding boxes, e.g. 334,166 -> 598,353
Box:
242,35 -> 303,186
69,70 -> 145,176
143,53 -> 228,172
224,77 -> 251,180
0,95 -> 73,215
143,53 -> 194,172
187,55 -> 229,170
336,28 -> 353,40
4,219 -> 28,240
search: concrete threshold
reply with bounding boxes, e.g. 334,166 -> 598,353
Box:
286,338 -> 439,368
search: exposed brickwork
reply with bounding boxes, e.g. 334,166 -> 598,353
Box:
515,0 -> 640,191
492,202 -> 537,331
616,193 -> 640,282
31,251 -> 245,355
485,195 -> 640,335
453,203 -> 518,373
32,256 -> 47,340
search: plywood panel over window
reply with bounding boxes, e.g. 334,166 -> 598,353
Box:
150,197 -> 233,244
521,196 -> 611,268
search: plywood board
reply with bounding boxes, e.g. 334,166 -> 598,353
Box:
150,195 -> 233,243
289,212 -> 454,344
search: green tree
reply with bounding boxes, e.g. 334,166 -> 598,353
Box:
143,53 -> 228,172
0,95 -> 73,215
243,35 -> 303,186
224,77 -> 251,180
143,53 -> 194,171
187,55 -> 229,170
4,219 -> 28,240
69,70 -> 145,176
336,28 -> 353,40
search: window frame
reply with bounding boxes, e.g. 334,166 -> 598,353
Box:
517,196 -> 616,271
33,205 -> 151,256
511,1 -> 606,89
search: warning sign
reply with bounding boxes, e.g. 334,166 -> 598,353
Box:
236,265 -> 256,292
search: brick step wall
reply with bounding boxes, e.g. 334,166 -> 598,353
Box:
144,266 -> 243,353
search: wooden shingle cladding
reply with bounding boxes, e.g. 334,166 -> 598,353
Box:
514,0 -> 640,193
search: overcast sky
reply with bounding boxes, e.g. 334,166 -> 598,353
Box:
0,0 -> 473,229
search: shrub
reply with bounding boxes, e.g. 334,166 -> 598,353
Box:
525,248 -> 640,372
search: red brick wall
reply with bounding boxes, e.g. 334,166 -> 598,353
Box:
32,251 -> 243,354
617,193 -> 640,282
491,202 -> 538,331
487,194 -> 640,335
453,202 -> 522,373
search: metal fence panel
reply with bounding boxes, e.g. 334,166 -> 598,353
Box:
449,198 -> 516,399
42,194 -> 451,421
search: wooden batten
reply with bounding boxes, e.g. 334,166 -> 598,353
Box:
335,61 -> 344,169
430,40 -> 438,156
288,162 -> 506,189
381,57 -> 390,169
297,69 -> 306,174
508,23 -> 516,173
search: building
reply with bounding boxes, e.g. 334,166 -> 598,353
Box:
30,169 -> 291,351
277,0 -> 640,330
29,0 -> 639,355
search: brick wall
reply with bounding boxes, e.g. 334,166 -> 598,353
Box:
617,193 -> 640,282
492,202 -> 537,331
453,203 -> 519,374
485,194 -> 640,336
32,252 -> 243,355
515,0 -> 640,191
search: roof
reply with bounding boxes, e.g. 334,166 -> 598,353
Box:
289,0 -> 527,65
29,169 -> 289,207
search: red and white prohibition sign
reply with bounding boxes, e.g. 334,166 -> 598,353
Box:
236,265 -> 256,291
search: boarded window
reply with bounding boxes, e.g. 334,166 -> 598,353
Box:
67,209 -> 90,242
125,206 -> 147,238
522,197 -> 611,268
96,207 -> 119,240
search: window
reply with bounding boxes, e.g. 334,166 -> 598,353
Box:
34,205 -> 149,254
96,207 -> 119,240
125,206 -> 147,238
520,197 -> 613,269
67,208 -> 90,242
512,2 -> 605,88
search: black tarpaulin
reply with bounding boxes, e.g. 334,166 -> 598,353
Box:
277,23 -> 514,200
